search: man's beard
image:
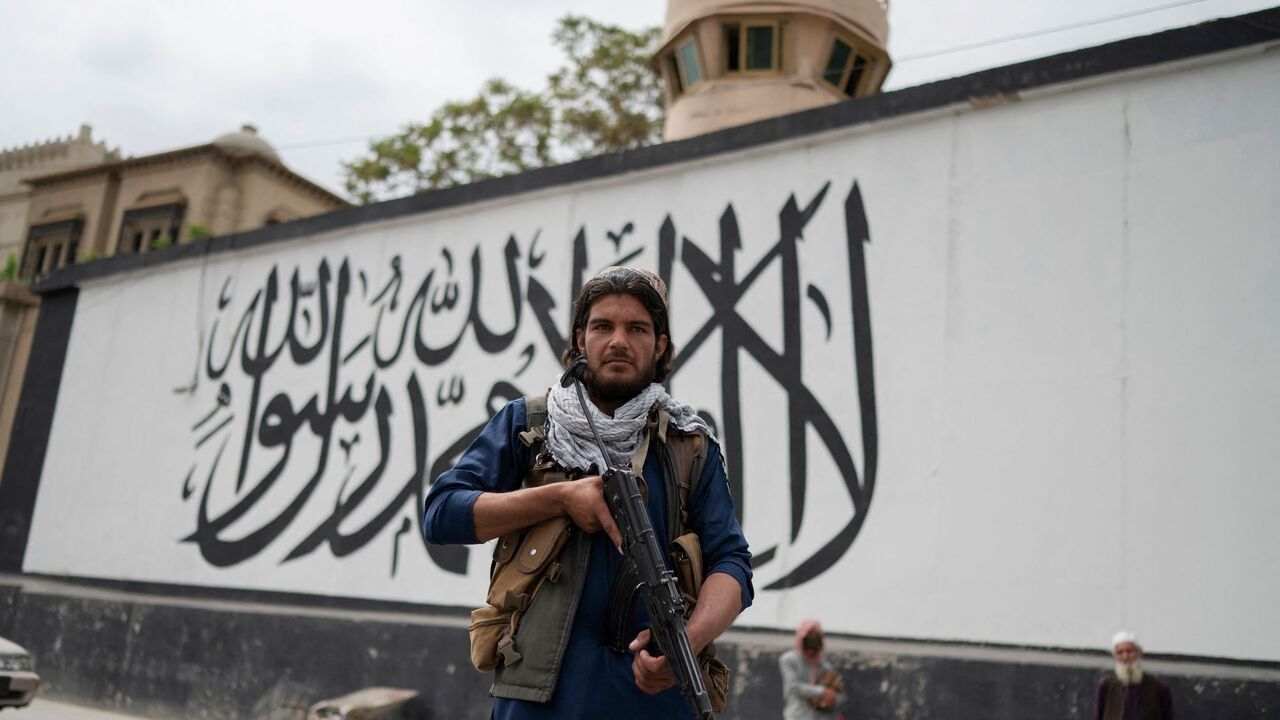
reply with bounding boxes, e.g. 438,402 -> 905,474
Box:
585,357 -> 654,406
1115,660 -> 1144,685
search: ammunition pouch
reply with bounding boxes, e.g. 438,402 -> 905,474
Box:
670,532 -> 704,615
468,514 -> 574,672
669,530 -> 728,713
699,645 -> 730,714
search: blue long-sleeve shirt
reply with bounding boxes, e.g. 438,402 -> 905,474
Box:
423,397 -> 753,719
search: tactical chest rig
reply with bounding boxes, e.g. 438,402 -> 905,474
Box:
467,394 -> 728,708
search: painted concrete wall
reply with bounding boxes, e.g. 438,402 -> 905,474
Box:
19,45 -> 1280,670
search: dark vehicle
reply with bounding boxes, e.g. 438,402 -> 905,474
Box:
0,636 -> 40,710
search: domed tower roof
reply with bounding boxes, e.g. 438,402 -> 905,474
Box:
212,124 -> 281,162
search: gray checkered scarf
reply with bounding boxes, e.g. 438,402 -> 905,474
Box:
544,379 -> 713,473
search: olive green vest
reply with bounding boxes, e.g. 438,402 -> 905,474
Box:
490,394 -> 708,702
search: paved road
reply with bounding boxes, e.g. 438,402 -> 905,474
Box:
8,698 -> 145,719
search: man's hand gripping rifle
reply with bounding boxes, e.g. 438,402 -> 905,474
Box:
561,358 -> 715,720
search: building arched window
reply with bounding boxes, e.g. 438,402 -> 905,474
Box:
21,216 -> 83,278
118,190 -> 187,254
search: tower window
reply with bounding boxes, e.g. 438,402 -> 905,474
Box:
677,38 -> 702,87
666,53 -> 685,97
746,25 -> 775,71
822,35 -> 872,97
845,55 -> 869,96
724,21 -> 781,74
725,25 -> 740,71
823,38 -> 852,87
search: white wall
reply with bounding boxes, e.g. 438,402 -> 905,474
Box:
24,47 -> 1280,662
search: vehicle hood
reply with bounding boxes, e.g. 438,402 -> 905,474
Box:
0,636 -> 31,656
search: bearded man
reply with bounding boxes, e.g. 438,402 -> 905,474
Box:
423,266 -> 753,719
1094,631 -> 1174,720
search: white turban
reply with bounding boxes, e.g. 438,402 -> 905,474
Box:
1111,630 -> 1140,649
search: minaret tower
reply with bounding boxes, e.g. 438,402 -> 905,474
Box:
653,0 -> 892,141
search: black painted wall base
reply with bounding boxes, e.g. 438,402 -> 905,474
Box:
1,577 -> 1275,719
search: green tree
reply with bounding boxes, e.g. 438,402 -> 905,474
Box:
343,15 -> 664,204
547,15 -> 665,160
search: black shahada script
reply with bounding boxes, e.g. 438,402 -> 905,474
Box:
180,179 -> 877,591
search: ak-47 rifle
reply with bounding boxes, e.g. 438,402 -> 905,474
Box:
561,357 -> 715,720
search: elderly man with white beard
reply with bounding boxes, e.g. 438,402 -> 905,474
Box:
1094,631 -> 1173,720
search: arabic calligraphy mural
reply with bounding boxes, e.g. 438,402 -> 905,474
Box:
22,58 -> 1280,660
176,178 -> 876,593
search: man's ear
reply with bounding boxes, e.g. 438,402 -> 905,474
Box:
575,329 -> 584,356
655,334 -> 669,360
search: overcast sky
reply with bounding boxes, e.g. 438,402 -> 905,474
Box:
1,0 -> 1272,197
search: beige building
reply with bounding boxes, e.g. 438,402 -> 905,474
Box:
0,125 -> 119,475
0,124 -> 118,272
654,0 -> 892,140
20,124 -> 346,279
0,124 -> 347,473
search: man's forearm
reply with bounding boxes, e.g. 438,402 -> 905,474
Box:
685,571 -> 744,654
472,483 -> 564,542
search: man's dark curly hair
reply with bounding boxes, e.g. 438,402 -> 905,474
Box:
562,266 -> 674,383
